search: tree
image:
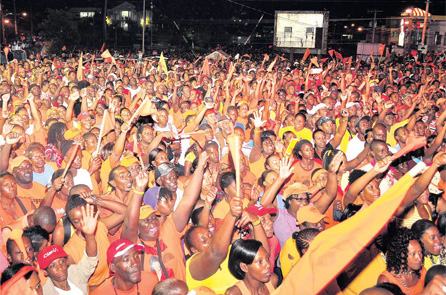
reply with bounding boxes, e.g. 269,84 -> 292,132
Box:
39,9 -> 80,54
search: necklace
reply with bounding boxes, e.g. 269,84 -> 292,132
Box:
112,277 -> 140,295
399,274 -> 410,294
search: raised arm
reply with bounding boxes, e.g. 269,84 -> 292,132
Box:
329,110 -> 348,149
313,152 -> 342,214
260,158 -> 294,210
396,153 -> 446,216
343,157 -> 393,207
121,171 -> 149,243
109,122 -> 130,168
249,111 -> 266,163
172,152 -> 208,232
188,192 -> 242,280
80,204 -> 99,257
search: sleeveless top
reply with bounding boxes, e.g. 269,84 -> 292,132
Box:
234,280 -> 275,295
379,268 -> 426,295
401,205 -> 432,229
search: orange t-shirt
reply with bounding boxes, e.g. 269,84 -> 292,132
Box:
98,190 -> 128,244
91,271 -> 158,295
50,196 -> 68,222
0,197 -> 33,227
249,156 -> 266,179
100,158 -> 112,194
213,198 -> 250,220
63,221 -> 110,287
290,161 -> 322,187
17,182 -> 46,206
138,216 -> 186,281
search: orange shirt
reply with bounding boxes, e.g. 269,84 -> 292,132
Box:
99,190 -> 128,244
16,182 -> 46,207
249,155 -> 266,179
138,216 -> 186,281
64,221 -> 110,287
0,197 -> 33,227
50,195 -> 68,222
290,161 -> 322,187
91,271 -> 158,295
213,198 -> 250,220
100,158 -> 112,194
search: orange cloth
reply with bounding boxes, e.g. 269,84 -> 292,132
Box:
290,161 -> 322,188
16,182 -> 46,206
100,158 -> 112,194
63,221 -> 110,287
137,216 -> 187,281
379,268 -> 426,295
91,271 -> 158,295
272,169 -> 417,295
0,197 -> 33,227
98,190 -> 127,244
249,155 -> 266,179
50,196 -> 68,222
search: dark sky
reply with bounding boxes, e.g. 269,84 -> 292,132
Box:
4,0 -> 446,21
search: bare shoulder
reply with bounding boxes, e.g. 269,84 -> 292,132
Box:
225,285 -> 242,295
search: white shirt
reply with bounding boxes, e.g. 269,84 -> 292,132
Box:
73,169 -> 93,190
346,135 -> 366,162
54,279 -> 83,295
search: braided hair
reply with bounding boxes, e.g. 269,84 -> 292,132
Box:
385,227 -> 424,277
292,228 -> 320,256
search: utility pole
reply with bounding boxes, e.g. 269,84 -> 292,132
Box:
103,0 -> 108,44
13,0 -> 16,36
142,0 -> 146,53
150,0 -> 153,51
368,9 -> 382,43
421,0 -> 430,44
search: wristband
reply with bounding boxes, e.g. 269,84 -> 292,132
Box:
254,129 -> 262,133
132,188 -> 145,195
252,218 -> 261,226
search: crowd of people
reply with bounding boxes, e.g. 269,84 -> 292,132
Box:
0,47 -> 445,295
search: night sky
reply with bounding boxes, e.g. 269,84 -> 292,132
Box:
5,0 -> 446,20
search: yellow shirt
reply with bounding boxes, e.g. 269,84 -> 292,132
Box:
185,247 -> 238,294
343,253 -> 386,295
213,198 -> 249,220
279,236 -> 300,278
278,126 -> 313,142
249,155 -> 266,179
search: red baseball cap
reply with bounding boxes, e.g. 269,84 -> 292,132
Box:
107,239 -> 144,264
77,111 -> 90,120
246,204 -> 277,217
37,245 -> 68,269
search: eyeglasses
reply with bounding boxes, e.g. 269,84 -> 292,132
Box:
289,196 -> 310,202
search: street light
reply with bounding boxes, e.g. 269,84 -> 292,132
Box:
4,19 -> 9,24
358,27 -> 363,32
22,12 -> 27,17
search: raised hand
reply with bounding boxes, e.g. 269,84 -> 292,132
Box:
203,187 -> 217,206
279,157 -> 295,179
197,151 -> 209,168
328,151 -> 344,174
80,204 -> 99,236
251,111 -> 267,129
229,194 -> 243,218
275,140 -> 284,153
135,171 -> 149,190
373,156 -> 394,173
433,152 -> 446,168
79,191 -> 96,205
235,210 -> 259,229
52,177 -> 65,191
5,132 -> 22,145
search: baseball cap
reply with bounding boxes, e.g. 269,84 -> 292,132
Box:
246,204 -> 277,216
64,128 -> 81,140
296,205 -> 327,225
10,156 -> 31,170
319,116 -> 334,125
139,205 -> 159,220
374,86 -> 383,93
354,116 -> 370,128
346,102 -> 360,109
395,105 -> 410,115
204,109 -> 218,117
154,163 -> 175,179
120,155 -> 139,168
143,186 -> 159,209
107,239 -> 144,264
284,183 -> 310,200
182,110 -> 197,120
303,91 -> 314,101
308,103 -> 329,115
38,245 -> 68,269
77,111 -> 90,120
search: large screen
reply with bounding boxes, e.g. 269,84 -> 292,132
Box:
274,11 -> 329,53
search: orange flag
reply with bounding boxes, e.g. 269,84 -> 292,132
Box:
328,49 -> 334,57
378,44 -> 386,56
274,163 -> 424,295
334,51 -> 343,60
3,46 -> 9,60
201,56 -> 210,77
100,43 -> 105,52
190,131 -> 207,149
158,52 -> 169,76
302,48 -> 311,61
139,98 -> 157,117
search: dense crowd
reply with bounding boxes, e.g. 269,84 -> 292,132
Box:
0,48 -> 445,295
